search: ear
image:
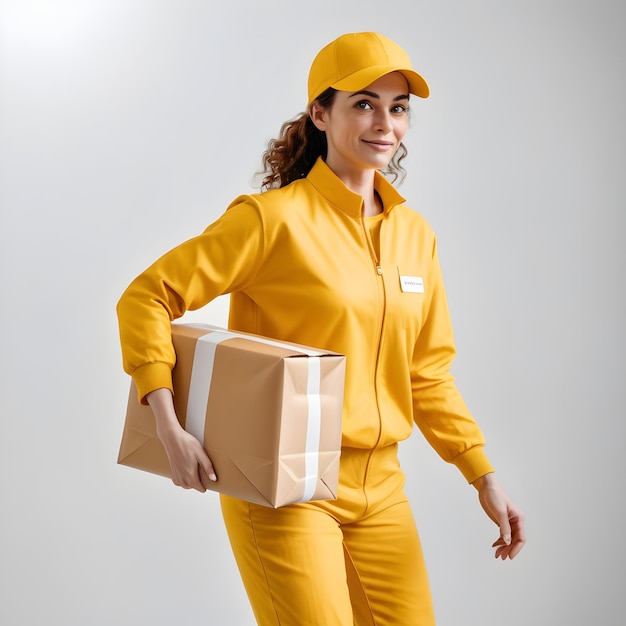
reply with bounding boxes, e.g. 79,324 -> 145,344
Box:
309,101 -> 329,132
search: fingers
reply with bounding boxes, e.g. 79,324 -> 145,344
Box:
491,537 -> 508,559
202,457 -> 218,483
198,458 -> 218,486
170,438 -> 218,493
498,514 -> 512,547
492,513 -> 526,560
177,461 -> 217,493
171,466 -> 206,493
492,536 -> 525,560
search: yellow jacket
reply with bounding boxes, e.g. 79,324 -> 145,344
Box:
117,158 -> 493,483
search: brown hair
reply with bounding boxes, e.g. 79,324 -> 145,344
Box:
258,88 -> 408,190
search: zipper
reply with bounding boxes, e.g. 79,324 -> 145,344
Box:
360,213 -> 387,511
361,213 -> 381,272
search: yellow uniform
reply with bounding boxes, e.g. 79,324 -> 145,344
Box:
117,158 -> 494,624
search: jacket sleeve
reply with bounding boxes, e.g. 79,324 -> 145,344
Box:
116,199 -> 264,403
410,237 -> 494,483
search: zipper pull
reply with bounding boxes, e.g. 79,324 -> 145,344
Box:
376,266 -> 383,275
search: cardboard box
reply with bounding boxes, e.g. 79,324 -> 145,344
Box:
118,323 -> 345,507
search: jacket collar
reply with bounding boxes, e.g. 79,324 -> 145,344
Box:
306,158 -> 406,219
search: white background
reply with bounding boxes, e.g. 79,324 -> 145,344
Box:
1,1 -> 624,624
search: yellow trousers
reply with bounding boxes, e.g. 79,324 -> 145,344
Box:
220,444 -> 436,625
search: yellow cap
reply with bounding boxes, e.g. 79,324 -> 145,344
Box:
307,32 -> 430,104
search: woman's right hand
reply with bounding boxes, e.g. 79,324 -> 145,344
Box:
146,388 -> 217,492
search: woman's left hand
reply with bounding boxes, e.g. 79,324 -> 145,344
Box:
472,472 -> 526,560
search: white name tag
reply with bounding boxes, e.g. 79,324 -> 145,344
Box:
400,275 -> 424,293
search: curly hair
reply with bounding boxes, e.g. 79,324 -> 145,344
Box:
258,88 -> 408,190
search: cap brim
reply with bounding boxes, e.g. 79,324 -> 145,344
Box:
331,66 -> 429,99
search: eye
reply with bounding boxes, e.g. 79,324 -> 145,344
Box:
391,104 -> 408,115
355,100 -> 373,110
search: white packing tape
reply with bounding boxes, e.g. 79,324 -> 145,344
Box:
185,331 -> 232,443
299,355 -> 321,502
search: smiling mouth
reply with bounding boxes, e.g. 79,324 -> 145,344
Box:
363,140 -> 394,151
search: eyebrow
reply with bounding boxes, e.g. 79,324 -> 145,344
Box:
348,90 -> 409,101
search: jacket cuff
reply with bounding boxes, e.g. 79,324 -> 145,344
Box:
132,362 -> 173,405
454,446 -> 495,484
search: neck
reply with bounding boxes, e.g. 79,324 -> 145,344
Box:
324,160 -> 381,216
360,189 -> 381,217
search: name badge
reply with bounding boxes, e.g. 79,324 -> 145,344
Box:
400,275 -> 424,293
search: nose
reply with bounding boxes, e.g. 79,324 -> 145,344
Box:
373,109 -> 393,133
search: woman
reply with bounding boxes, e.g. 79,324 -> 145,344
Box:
117,31 -> 525,625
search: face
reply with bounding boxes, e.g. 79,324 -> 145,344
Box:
310,72 -> 410,180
